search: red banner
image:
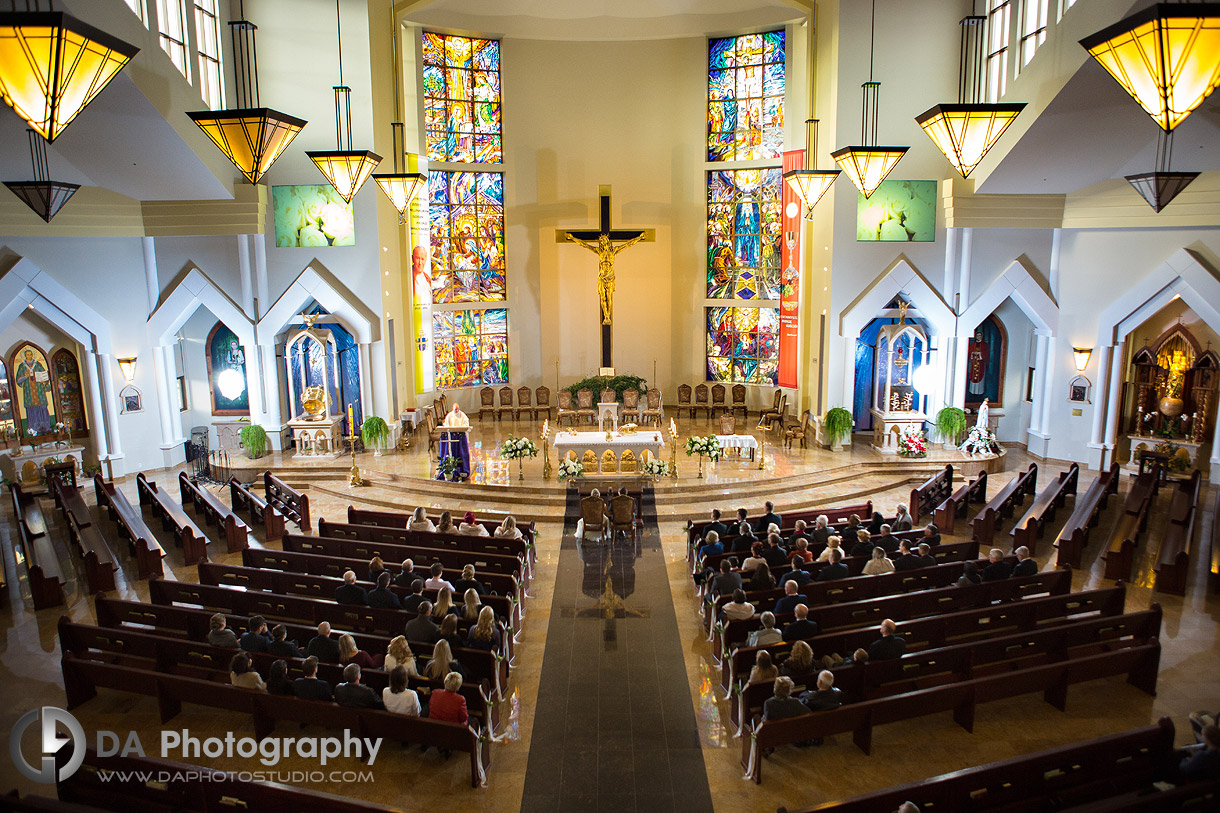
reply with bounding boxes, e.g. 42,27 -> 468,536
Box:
778,149 -> 803,389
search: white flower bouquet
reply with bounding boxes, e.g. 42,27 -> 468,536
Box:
558,458 -> 584,480
897,426 -> 928,458
960,425 -> 1000,456
641,458 -> 669,477
684,435 -> 722,462
501,435 -> 539,460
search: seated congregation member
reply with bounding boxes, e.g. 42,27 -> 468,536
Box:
394,558 -> 417,588
848,530 -> 874,559
335,663 -> 383,709
917,542 -> 937,568
730,523 -> 756,555
747,612 -> 783,647
698,530 -> 724,561
779,557 -> 812,589
382,665 -> 421,716
702,508 -> 728,542
756,501 -> 782,536
741,542 -> 768,573
749,561 -> 776,591
267,624 -> 302,658
710,559 -> 743,601
339,633 -> 383,669
790,536 -> 813,563
239,616 -> 271,652
782,604 -> 819,642
734,507 -> 749,529
863,546 -> 895,576
789,519 -> 810,547
466,606 -> 501,651
436,511 -> 456,534
405,602 -> 441,644
892,503 -> 913,532
762,533 -> 789,568
774,581 -> 802,614
922,522 -> 941,546
384,636 -> 418,675
748,651 -> 779,684
721,589 -> 755,622
1012,545 -> 1038,577
893,540 -> 922,571
366,571 -> 402,609
368,555 -> 388,584
207,613 -> 238,648
267,659 -> 294,696
229,652 -> 266,691
810,515 -> 831,547
867,618 -> 906,661
292,656 -> 333,701
762,677 -> 808,721
425,562 -> 455,592
454,564 -> 488,597
494,514 -> 523,540
1190,709 -> 1218,742
956,561 -> 982,587
982,548 -> 1012,581
816,548 -> 848,581
867,511 -> 885,535
438,615 -> 464,650
432,587 -> 459,619
844,514 -> 862,534
460,588 -> 484,621
425,639 -> 466,682
401,580 -> 427,612
307,621 -> 341,663
428,672 -> 469,724
875,524 -> 899,554
801,669 -> 844,712
821,647 -> 869,672
780,641 -> 816,678
816,535 -> 843,564
409,506 -> 436,532
1170,725 -> 1220,784
335,570 -> 368,606
459,511 -> 488,536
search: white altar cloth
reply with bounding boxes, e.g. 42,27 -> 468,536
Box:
553,429 -> 665,475
715,434 -> 758,460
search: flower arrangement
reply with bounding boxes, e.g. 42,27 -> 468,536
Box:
500,435 -> 539,460
897,426 -> 929,457
558,458 -> 584,480
684,435 -> 722,461
960,425 -> 1000,456
641,458 -> 669,477
437,455 -> 461,480
1153,441 -> 1190,473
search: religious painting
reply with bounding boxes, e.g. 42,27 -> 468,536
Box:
707,30 -> 785,162
271,185 -> 355,247
421,33 -> 502,164
706,306 -> 779,385
119,385 -> 143,414
1068,375 -> 1091,403
10,342 -> 56,437
52,348 -> 89,435
433,308 -> 509,389
0,357 -> 14,437
856,180 -> 937,241
206,321 -> 250,416
964,314 -> 1007,408
428,170 -> 505,304
706,167 -> 783,300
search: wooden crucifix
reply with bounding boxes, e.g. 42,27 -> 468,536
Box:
556,185 -> 655,370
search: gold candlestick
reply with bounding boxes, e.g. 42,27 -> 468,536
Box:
347,434 -> 365,487
541,419 -> 552,480
758,432 -> 765,470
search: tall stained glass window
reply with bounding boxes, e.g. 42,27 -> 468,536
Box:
433,309 -> 509,388
707,168 -> 782,300
707,31 -> 785,162
429,171 -> 505,304
707,307 -> 778,385
422,33 -> 502,164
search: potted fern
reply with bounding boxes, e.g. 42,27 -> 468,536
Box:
240,423 -> 268,459
361,415 -> 391,456
935,406 -> 968,450
822,407 -> 853,452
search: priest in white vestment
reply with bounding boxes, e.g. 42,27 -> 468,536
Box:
438,403 -> 472,480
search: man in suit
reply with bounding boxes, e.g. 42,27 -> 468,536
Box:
779,560 -> 812,589
267,624 -> 302,658
747,611 -> 783,647
609,489 -> 636,540
756,501 -> 782,536
239,616 -> 271,652
773,581 -> 802,614
405,601 -> 441,643
782,604 -> 819,642
816,548 -> 849,581
801,669 -> 844,712
762,532 -> 789,568
1012,545 -> 1038,577
401,579 -> 427,612
893,540 -> 922,571
875,524 -> 899,555
921,523 -> 941,546
709,559 -> 743,601
334,663 -> 383,709
292,656 -> 333,701
393,558 -> 417,588
729,525 -> 757,554
703,508 -> 728,544
982,548 -> 1012,581
892,504 -> 914,532
366,571 -> 402,609
735,507 -> 749,528
867,618 -> 906,661
917,542 -> 937,569
335,570 -> 368,605
306,621 -> 341,664
762,677 -> 808,721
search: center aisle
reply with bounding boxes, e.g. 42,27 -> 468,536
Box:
520,486 -> 714,812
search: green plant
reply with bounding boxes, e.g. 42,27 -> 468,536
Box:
240,424 -> 268,459
438,455 -> 461,480
360,415 -> 390,451
563,374 -> 647,403
935,407 -> 968,445
823,407 -> 853,444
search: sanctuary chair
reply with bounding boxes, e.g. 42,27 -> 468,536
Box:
677,384 -> 693,419
693,384 -> 710,420
497,386 -> 516,422
576,388 -> 597,424
785,409 -> 813,449
710,384 -> 726,417
621,388 -> 641,424
610,493 -> 637,540
535,386 -> 552,421
718,413 -> 736,436
641,388 -> 664,425
580,493 -> 610,543
757,389 -> 783,427
516,386 -> 535,421
731,384 -> 748,419
437,393 -> 449,418
478,387 -> 496,423
425,410 -> 444,452
760,393 -> 788,433
556,390 -> 576,425
600,387 -> 616,405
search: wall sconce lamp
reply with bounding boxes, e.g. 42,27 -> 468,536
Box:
117,357 -> 137,381
1072,348 -> 1092,372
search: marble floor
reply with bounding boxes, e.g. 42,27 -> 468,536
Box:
1,417 -> 1217,812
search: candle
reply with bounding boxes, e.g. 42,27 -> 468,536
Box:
348,404 -> 354,433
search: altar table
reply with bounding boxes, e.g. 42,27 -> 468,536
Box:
716,434 -> 758,461
553,430 -> 664,475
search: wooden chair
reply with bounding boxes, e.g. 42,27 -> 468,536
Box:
580,493 -> 609,543
757,389 -> 783,427
641,387 -> 663,425
760,393 -> 788,433
535,386 -> 552,421
557,390 -> 577,425
718,413 -> 736,436
425,410 -> 444,452
610,493 -> 637,540
576,388 -> 596,424
478,387 -> 496,423
710,383 -> 726,417
621,388 -> 641,424
785,409 -> 813,449
677,384 -> 693,418
599,388 -> 616,405
693,384 -> 710,420
516,386 -> 534,421
731,384 -> 748,419
497,385 -> 516,421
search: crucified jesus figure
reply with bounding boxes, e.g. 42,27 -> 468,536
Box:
566,232 -> 645,325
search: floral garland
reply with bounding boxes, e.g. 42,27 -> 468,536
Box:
960,425 -> 1000,456
558,458 -> 584,480
897,426 -> 928,458
684,435 -> 722,461
641,458 -> 669,477
500,435 -> 538,460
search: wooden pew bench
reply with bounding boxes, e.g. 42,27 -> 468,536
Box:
687,500 -> 874,558
910,465 -> 953,523
93,474 -> 164,578
1054,462 -> 1120,569
178,472 -> 251,553
10,483 -> 66,609
1104,467 -> 1159,582
282,533 -> 526,586
1154,469 -> 1201,596
137,473 -> 207,566
933,471 -> 987,535
264,471 -> 310,531
349,505 -> 538,558
971,463 -> 1037,547
229,477 -> 286,545
319,519 -> 531,575
51,479 -> 117,595
1010,463 -> 1079,556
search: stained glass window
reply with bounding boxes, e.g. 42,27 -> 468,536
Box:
428,170 -> 505,304
707,30 -> 785,162
422,33 -> 502,164
433,309 -> 509,389
706,307 -> 779,385
706,167 -> 783,300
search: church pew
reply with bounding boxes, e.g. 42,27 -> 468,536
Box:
135,473 -> 207,567
970,463 -> 1038,546
93,473 -> 164,579
777,718 -> 1183,813
933,471 -> 987,535
283,532 -> 526,585
910,464 -> 953,523
696,527 -> 937,583
178,472 -> 250,553
318,519 -> 530,570
228,477 -> 286,545
9,483 -> 66,609
51,480 -> 117,595
1154,469 -> 1201,596
264,471 -> 310,531
686,500 -> 874,553
349,505 -> 537,549
1054,462 -> 1120,569
720,583 -> 1127,695
739,639 -> 1162,784
59,655 -> 491,788
1103,467 -> 1159,583
1010,463 -> 1079,556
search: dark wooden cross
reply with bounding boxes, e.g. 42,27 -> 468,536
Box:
556,185 -> 655,370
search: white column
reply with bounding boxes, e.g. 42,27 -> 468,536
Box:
237,234 -> 254,319
253,233 -> 269,319
958,227 -> 974,311
1038,335 -> 1057,437
98,353 -> 123,459
943,227 -> 958,306
1048,228 -> 1062,300
1103,340 -> 1127,459
1028,331 -> 1049,436
83,351 -> 110,459
359,342 -> 374,419
952,336 -> 969,410
152,344 -> 177,448
142,236 -> 158,314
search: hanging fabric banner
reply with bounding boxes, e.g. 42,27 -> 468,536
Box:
778,149 -> 803,389
410,172 -> 434,394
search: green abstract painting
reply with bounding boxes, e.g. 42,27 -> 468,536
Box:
857,180 -> 936,242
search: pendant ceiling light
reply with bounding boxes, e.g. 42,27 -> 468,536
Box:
1080,3 -> 1220,133
187,1 -> 305,184
0,3 -> 138,142
783,119 -> 840,220
372,22 -> 423,223
916,15 -> 1025,178
307,0 -> 381,203
832,0 -> 908,198
5,128 -> 78,221
1126,128 -> 1198,211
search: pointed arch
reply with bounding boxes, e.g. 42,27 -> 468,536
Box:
1096,248 -> 1220,346
839,255 -> 955,340
257,261 -> 378,345
147,263 -> 256,350
959,256 -> 1058,336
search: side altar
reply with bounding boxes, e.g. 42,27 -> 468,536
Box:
284,315 -> 346,458
553,429 -> 664,475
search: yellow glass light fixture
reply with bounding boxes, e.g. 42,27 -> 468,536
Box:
1080,3 -> 1220,133
117,357 -> 137,381
1125,126 -> 1198,212
1072,348 -> 1092,372
5,128 -> 79,222
783,119 -> 840,220
0,8 -> 139,142
372,33 -> 424,223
